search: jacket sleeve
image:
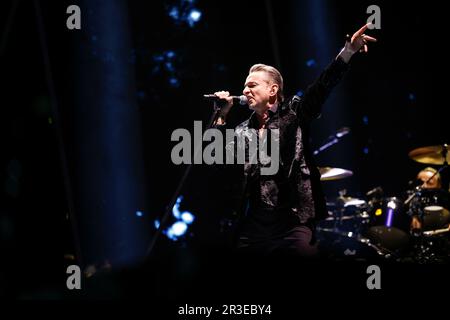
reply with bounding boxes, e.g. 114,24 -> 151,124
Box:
294,56 -> 349,121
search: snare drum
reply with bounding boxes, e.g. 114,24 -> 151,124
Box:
321,197 -> 369,234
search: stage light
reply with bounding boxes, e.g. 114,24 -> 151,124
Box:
169,77 -> 180,87
154,195 -> 196,241
362,116 -> 369,125
153,54 -> 164,63
168,7 -> 180,20
166,50 -> 175,59
166,221 -> 188,240
306,59 -> 316,67
136,211 -> 143,217
166,0 -> 202,28
172,196 -> 195,223
172,196 -> 183,219
151,50 -> 181,87
165,62 -> 175,72
188,9 -> 202,26
181,212 -> 195,224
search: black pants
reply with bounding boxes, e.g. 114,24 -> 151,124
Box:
237,224 -> 318,257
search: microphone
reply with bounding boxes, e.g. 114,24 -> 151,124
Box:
203,94 -> 248,105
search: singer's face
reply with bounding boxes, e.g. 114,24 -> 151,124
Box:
243,71 -> 275,112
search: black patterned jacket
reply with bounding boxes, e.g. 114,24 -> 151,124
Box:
219,57 -> 349,224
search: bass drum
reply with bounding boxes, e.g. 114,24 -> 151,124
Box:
364,197 -> 411,253
316,229 -> 387,262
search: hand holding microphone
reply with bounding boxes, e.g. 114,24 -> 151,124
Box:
205,91 -> 248,125
203,93 -> 248,106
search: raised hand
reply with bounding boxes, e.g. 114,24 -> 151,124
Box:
345,23 -> 377,54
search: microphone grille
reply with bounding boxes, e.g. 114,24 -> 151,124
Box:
239,95 -> 248,105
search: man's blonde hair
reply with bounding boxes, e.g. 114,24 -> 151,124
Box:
249,64 -> 284,102
419,167 -> 442,186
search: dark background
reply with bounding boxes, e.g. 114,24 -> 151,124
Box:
0,0 -> 448,303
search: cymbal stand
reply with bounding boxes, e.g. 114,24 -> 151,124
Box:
423,145 -> 448,185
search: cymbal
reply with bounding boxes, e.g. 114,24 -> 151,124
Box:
319,167 -> 353,181
339,197 -> 367,207
408,144 -> 449,165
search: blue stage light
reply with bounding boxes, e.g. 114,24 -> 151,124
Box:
181,212 -> 195,224
306,59 -> 316,67
165,62 -> 175,72
362,116 -> 369,125
168,7 -> 180,20
157,195 -> 196,241
166,221 -> 188,240
167,1 -> 202,28
172,196 -> 183,219
187,9 -> 202,26
165,50 -> 176,59
153,54 -> 164,63
169,77 -> 180,87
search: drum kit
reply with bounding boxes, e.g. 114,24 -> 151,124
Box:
317,144 -> 450,263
